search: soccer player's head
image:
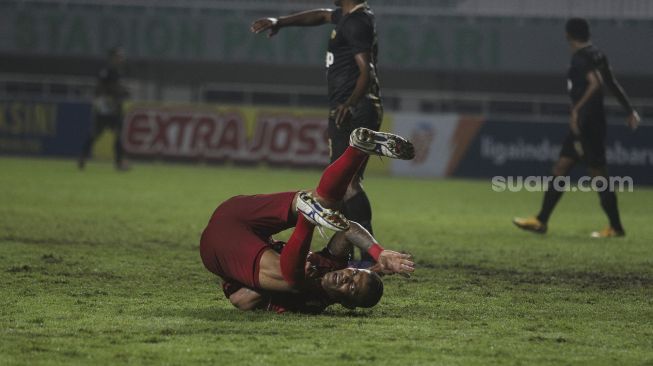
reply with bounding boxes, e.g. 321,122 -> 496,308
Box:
565,18 -> 591,43
321,268 -> 384,309
108,46 -> 126,65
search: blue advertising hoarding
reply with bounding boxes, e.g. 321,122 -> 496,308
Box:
0,99 -> 92,157
453,119 -> 653,185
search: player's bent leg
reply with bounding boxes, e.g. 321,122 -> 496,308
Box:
349,127 -> 415,160
513,156 -> 576,234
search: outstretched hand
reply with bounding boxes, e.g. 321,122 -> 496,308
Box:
627,111 -> 641,131
251,18 -> 280,38
375,250 -> 415,278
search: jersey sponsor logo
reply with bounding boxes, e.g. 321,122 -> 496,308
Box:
325,52 -> 334,68
122,105 -> 330,167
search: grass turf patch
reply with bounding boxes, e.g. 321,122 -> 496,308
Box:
1,157 -> 652,365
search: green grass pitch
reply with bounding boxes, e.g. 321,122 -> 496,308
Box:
1,157 -> 652,365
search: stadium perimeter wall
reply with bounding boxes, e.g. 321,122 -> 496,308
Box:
2,99 -> 652,185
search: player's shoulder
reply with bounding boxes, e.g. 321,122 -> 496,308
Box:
575,45 -> 608,66
307,248 -> 347,271
342,7 -> 374,28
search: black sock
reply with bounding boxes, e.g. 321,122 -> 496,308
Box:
344,191 -> 374,261
536,180 -> 565,224
598,190 -> 624,232
81,135 -> 94,160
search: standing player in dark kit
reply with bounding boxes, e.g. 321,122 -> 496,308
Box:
251,0 -> 382,262
513,18 -> 641,238
79,47 -> 130,171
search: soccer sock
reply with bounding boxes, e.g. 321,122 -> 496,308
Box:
344,191 -> 375,261
598,190 -> 624,232
344,191 -> 373,234
536,180 -> 565,224
316,147 -> 368,202
115,135 -> 124,164
279,215 -> 315,286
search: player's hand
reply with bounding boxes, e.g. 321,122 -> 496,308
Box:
626,110 -> 641,131
570,108 -> 581,136
250,18 -> 280,38
376,250 -> 414,278
334,104 -> 352,129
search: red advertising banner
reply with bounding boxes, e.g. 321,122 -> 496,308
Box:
123,104 -> 330,167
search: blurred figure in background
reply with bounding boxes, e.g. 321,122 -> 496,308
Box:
513,18 -> 641,238
251,0 -> 382,263
79,46 -> 130,171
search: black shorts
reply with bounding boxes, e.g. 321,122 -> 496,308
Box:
93,114 -> 123,134
328,98 -> 383,176
559,122 -> 606,167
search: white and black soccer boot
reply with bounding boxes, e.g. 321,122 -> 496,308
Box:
296,191 -> 350,232
349,127 -> 415,160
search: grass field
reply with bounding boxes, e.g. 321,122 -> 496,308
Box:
1,157 -> 652,366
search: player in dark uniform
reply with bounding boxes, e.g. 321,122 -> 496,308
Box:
513,18 -> 641,238
200,128 -> 415,313
78,47 -> 130,171
251,0 -> 382,262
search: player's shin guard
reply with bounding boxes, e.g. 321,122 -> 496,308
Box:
280,215 -> 315,286
598,190 -> 624,232
316,147 -> 367,202
536,180 -> 565,224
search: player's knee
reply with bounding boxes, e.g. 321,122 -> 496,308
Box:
588,166 -> 607,178
552,161 -> 572,176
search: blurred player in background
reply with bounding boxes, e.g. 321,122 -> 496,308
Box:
200,128 -> 415,313
78,47 -> 130,171
513,18 -> 641,238
251,0 -> 382,263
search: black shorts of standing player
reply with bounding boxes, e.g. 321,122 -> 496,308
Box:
559,115 -> 606,167
328,97 -> 384,173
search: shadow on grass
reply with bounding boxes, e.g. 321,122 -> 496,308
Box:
151,304 -> 375,321
419,261 -> 653,290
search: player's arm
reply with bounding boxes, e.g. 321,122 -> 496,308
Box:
601,65 -> 641,130
327,221 -> 415,276
335,52 -> 372,128
570,70 -> 601,135
250,9 -> 333,38
228,287 -> 267,311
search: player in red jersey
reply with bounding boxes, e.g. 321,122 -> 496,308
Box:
200,128 -> 416,313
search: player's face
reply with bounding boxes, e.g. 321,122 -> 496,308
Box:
321,268 -> 372,308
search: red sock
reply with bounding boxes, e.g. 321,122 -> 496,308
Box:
280,215 -> 315,286
316,146 -> 367,202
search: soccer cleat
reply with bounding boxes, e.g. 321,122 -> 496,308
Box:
590,227 -> 625,238
296,191 -> 349,232
512,217 -> 547,234
349,127 -> 415,160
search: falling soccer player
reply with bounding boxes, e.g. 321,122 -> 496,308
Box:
200,128 -> 415,313
513,18 -> 641,238
251,0 -> 382,263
